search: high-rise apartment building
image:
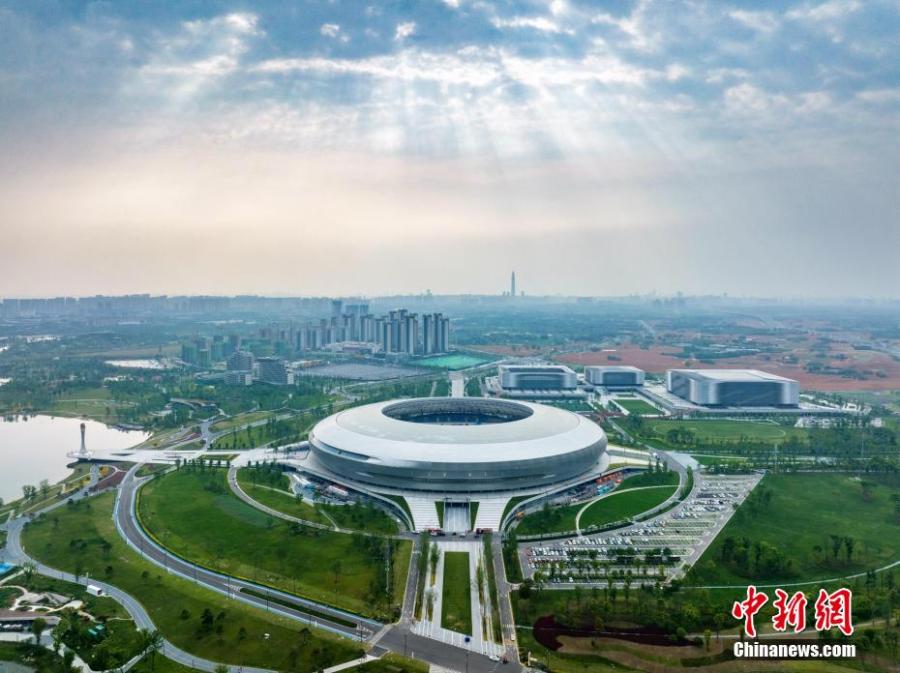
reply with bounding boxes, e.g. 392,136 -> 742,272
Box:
257,357 -> 295,385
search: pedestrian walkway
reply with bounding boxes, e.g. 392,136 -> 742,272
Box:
472,496 -> 509,531
405,496 -> 440,530
411,540 -> 504,658
322,654 -> 378,673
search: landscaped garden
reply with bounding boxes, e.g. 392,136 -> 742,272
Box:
440,551 -> 472,635
22,492 -> 360,671
138,466 -> 409,618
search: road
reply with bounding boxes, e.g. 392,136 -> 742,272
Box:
2,502 -> 276,673
489,535 -> 520,664
115,465 -> 375,639
118,466 -> 514,673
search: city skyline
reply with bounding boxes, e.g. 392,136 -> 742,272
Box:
1,1 -> 898,298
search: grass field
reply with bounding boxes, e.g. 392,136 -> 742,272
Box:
440,551 -> 472,635
647,419 -> 807,443
139,468 -> 408,618
417,354 -> 494,370
353,653 -> 429,673
515,471 -> 678,536
22,492 -> 360,671
320,502 -> 399,535
236,468 -> 331,525
210,411 -> 273,433
237,468 -> 399,534
612,398 -> 660,415
688,473 -> 900,586
577,486 -> 677,529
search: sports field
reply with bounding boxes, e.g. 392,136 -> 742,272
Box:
417,354 -> 494,370
648,419 -> 806,443
688,473 -> 900,586
612,398 -> 660,415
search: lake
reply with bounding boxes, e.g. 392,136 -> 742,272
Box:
0,415 -> 149,503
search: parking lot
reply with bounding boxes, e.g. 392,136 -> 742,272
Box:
519,471 -> 762,587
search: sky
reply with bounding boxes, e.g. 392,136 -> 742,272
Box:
0,0 -> 898,299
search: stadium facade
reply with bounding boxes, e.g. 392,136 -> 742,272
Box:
585,365 -> 645,387
666,369 -> 799,407
308,397 -> 607,493
498,364 -> 578,390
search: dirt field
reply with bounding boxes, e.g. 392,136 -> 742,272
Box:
559,344 -> 900,392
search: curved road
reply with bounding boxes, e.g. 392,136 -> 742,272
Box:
3,505 -> 275,673
115,465 -> 378,639
119,466 -> 511,673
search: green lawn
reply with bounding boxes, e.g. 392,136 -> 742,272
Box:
353,653 -> 429,673
320,503 -> 399,535
22,492 -> 360,672
139,467 -> 408,619
515,471 -> 679,536
236,468 -> 399,534
0,642 -> 69,673
647,419 -> 806,443
130,653 -> 203,673
210,411 -> 273,433
577,486 -> 677,529
441,552 -> 472,635
236,468 -> 331,525
688,473 -> 900,586
612,398 -> 660,415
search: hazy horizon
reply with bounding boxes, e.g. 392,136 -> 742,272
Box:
1,1 -> 898,299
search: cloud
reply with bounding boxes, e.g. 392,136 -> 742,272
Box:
394,21 -> 416,41
728,10 -> 779,33
136,12 -> 262,90
320,23 -> 340,38
491,16 -> 573,35
787,0 -> 861,23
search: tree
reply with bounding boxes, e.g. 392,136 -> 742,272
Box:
429,545 -> 440,583
140,630 -> 164,670
31,617 -> 47,645
214,665 -> 229,673
21,560 -> 36,584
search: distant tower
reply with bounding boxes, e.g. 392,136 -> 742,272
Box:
510,271 -> 516,298
79,423 -> 87,455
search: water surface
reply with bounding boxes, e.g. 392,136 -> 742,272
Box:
0,415 -> 149,503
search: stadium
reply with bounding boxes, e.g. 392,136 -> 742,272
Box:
307,397 -> 607,493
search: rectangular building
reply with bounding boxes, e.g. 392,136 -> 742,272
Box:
257,357 -> 295,385
227,350 -> 254,371
499,365 -> 578,390
666,369 -> 799,407
224,371 -> 253,386
585,365 -> 645,387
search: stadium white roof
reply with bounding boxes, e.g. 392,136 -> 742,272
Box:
311,398 -> 605,463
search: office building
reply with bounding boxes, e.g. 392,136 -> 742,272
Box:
227,350 -> 254,372
257,357 -> 295,385
224,371 -> 253,386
